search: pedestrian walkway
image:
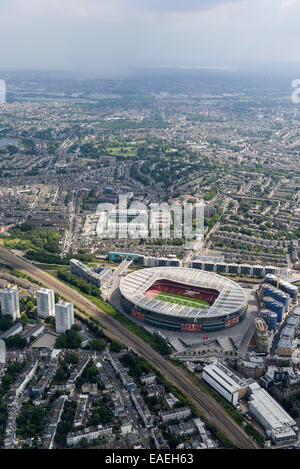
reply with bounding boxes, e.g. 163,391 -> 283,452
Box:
217,337 -> 234,353
169,338 -> 187,353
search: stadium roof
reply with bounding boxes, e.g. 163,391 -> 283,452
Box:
119,267 -> 247,320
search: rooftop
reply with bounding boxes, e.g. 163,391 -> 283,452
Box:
119,267 -> 247,320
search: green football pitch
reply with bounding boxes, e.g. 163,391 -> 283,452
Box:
156,291 -> 211,308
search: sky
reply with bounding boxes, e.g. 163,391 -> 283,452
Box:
0,0 -> 300,75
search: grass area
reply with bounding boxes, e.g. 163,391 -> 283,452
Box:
2,238 -> 35,250
35,264 -> 70,271
105,146 -> 137,157
156,291 -> 211,308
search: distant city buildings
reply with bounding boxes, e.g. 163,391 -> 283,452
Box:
55,300 -> 74,333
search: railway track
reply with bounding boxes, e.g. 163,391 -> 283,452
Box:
0,246 -> 257,449
97,315 -> 257,449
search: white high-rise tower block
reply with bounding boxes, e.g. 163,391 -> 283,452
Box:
55,300 -> 74,333
0,288 -> 20,320
0,80 -> 6,104
37,288 -> 55,318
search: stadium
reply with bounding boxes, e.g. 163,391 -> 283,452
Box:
119,267 -> 248,332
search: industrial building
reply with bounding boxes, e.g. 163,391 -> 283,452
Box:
202,361 -> 253,406
248,382 -> 298,446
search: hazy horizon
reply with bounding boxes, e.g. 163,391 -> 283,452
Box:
1,0 -> 300,77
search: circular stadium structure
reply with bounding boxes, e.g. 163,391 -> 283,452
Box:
119,267 -> 248,332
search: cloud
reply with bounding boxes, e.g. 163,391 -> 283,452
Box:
131,0 -> 244,12
0,0 -> 300,74
281,0 -> 296,7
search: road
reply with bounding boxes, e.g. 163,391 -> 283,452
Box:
61,189 -> 78,254
0,246 -> 257,449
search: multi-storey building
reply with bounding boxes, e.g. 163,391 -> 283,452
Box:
202,360 -> 253,406
55,300 -> 74,333
0,288 -> 20,320
36,288 -> 55,318
248,382 -> 298,446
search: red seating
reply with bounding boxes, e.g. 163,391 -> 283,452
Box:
145,279 -> 219,304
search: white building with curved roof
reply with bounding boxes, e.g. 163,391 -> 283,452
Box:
119,267 -> 248,332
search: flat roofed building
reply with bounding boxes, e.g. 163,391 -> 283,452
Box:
202,360 -> 253,406
236,356 -> 266,379
66,424 -> 113,446
277,337 -> 294,356
22,322 -> 45,343
160,407 -> 191,423
0,322 -> 23,339
0,288 -> 20,321
286,315 -> 299,328
281,326 -> 295,339
70,259 -> 112,288
141,373 -> 156,385
37,288 -> 55,318
248,382 -> 297,446
55,301 -> 74,333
